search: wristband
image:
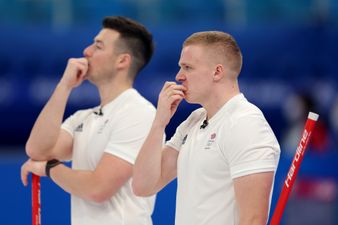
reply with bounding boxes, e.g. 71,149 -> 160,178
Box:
45,159 -> 61,178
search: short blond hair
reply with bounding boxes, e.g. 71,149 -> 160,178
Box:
183,31 -> 242,74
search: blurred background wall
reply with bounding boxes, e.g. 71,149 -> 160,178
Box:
0,0 -> 337,224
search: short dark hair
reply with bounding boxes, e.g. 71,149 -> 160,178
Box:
102,16 -> 154,79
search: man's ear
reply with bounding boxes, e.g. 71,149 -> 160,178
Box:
116,53 -> 132,70
213,64 -> 224,81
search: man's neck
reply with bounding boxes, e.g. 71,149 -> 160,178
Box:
98,79 -> 133,106
203,82 -> 240,120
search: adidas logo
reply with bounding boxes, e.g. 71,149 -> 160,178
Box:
182,134 -> 188,145
75,123 -> 83,132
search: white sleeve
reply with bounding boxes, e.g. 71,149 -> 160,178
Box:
165,119 -> 189,152
61,113 -> 79,137
222,115 -> 280,179
105,108 -> 155,165
61,110 -> 91,137
165,109 -> 203,151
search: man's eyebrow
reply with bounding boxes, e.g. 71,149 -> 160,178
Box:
179,62 -> 191,67
94,39 -> 104,45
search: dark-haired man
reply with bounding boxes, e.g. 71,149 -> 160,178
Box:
21,16 -> 156,225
